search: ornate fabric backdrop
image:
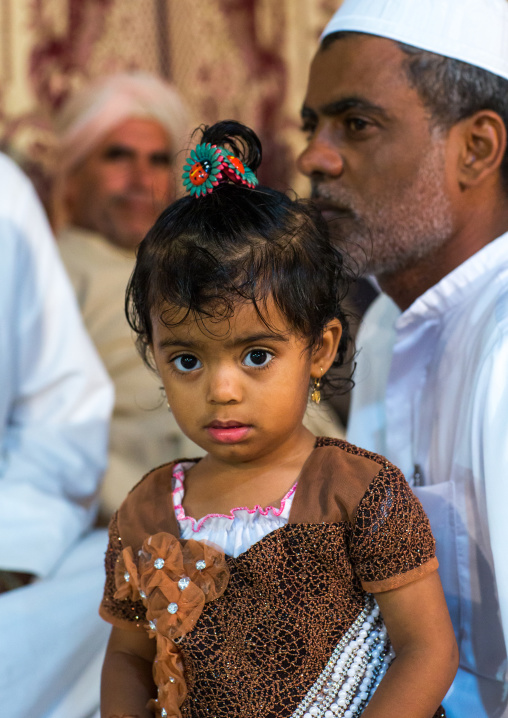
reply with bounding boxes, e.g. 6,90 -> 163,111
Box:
0,0 -> 340,206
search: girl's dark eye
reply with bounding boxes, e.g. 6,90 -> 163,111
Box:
243,350 -> 273,368
173,354 -> 202,372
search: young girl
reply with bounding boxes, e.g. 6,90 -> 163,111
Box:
100,121 -> 458,718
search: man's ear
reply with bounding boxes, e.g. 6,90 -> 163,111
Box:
310,319 -> 342,378
456,110 -> 507,189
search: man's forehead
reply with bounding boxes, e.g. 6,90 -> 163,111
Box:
101,117 -> 171,146
305,34 -> 409,110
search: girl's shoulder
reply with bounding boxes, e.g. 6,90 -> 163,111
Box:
291,437 -> 410,524
115,459 -> 198,551
315,435 -> 394,467
309,439 -> 437,595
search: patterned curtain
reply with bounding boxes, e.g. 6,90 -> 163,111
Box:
0,0 -> 340,206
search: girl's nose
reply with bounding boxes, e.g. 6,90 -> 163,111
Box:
206,367 -> 242,405
297,133 -> 344,179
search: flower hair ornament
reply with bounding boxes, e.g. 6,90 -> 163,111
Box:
182,141 -> 258,197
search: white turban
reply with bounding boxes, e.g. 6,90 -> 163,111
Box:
54,71 -> 189,176
322,0 -> 508,81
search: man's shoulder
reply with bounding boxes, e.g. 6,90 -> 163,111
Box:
0,153 -> 28,188
357,293 -> 399,343
450,247 -> 508,353
59,226 -> 109,257
0,154 -> 39,224
58,226 -> 135,274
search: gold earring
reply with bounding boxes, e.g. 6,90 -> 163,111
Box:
311,369 -> 323,404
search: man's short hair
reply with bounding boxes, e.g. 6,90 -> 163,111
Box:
322,32 -> 508,193
398,42 -> 508,191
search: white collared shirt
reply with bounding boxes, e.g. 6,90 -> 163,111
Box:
348,233 -> 508,692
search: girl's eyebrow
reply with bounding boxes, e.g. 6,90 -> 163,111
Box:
157,332 -> 289,350
224,332 -> 290,348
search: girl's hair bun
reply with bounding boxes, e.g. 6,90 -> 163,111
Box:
199,120 -> 262,174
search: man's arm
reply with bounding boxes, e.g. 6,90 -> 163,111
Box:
0,155 -> 113,578
474,329 -> 508,657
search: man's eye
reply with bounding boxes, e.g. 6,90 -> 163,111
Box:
173,355 -> 202,372
102,146 -> 131,161
300,120 -> 317,138
243,350 -> 273,368
150,152 -> 172,167
346,117 -> 370,132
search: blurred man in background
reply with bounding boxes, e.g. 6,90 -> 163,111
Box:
53,72 -> 203,522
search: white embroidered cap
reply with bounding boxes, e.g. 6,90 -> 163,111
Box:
321,0 -> 508,81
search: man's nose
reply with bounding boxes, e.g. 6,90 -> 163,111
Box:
132,156 -> 159,189
297,132 -> 344,179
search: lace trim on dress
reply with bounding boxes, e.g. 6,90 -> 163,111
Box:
172,462 -> 297,532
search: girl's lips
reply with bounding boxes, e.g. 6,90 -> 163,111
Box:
205,423 -> 251,444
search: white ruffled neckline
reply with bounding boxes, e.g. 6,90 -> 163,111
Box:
172,461 -> 297,558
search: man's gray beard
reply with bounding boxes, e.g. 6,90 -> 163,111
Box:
326,211 -> 454,279
321,142 -> 455,279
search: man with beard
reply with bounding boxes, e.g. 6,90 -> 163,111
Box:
53,72 -> 204,522
298,0 -> 508,716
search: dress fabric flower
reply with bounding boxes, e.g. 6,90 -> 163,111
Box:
148,635 -> 188,718
181,539 -> 229,601
146,583 -> 205,640
113,546 -> 141,601
138,533 -> 184,593
113,531 -> 230,718
181,143 -> 225,197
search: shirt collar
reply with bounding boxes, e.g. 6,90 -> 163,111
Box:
395,231 -> 508,330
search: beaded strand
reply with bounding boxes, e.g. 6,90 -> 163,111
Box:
290,595 -> 395,718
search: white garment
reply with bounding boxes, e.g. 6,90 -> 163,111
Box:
0,154 -> 113,718
348,232 -> 508,718
173,462 -> 295,557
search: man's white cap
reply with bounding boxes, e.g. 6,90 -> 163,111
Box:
322,0 -> 508,82
55,71 -> 189,176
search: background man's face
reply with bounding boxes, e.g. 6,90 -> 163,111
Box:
298,34 -> 455,280
66,117 -> 174,250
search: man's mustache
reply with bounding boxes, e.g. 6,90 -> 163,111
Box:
310,190 -> 357,220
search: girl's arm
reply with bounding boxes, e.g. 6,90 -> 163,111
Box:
362,571 -> 458,718
101,626 -> 156,718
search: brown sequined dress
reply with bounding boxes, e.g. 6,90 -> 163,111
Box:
100,438 -> 445,718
